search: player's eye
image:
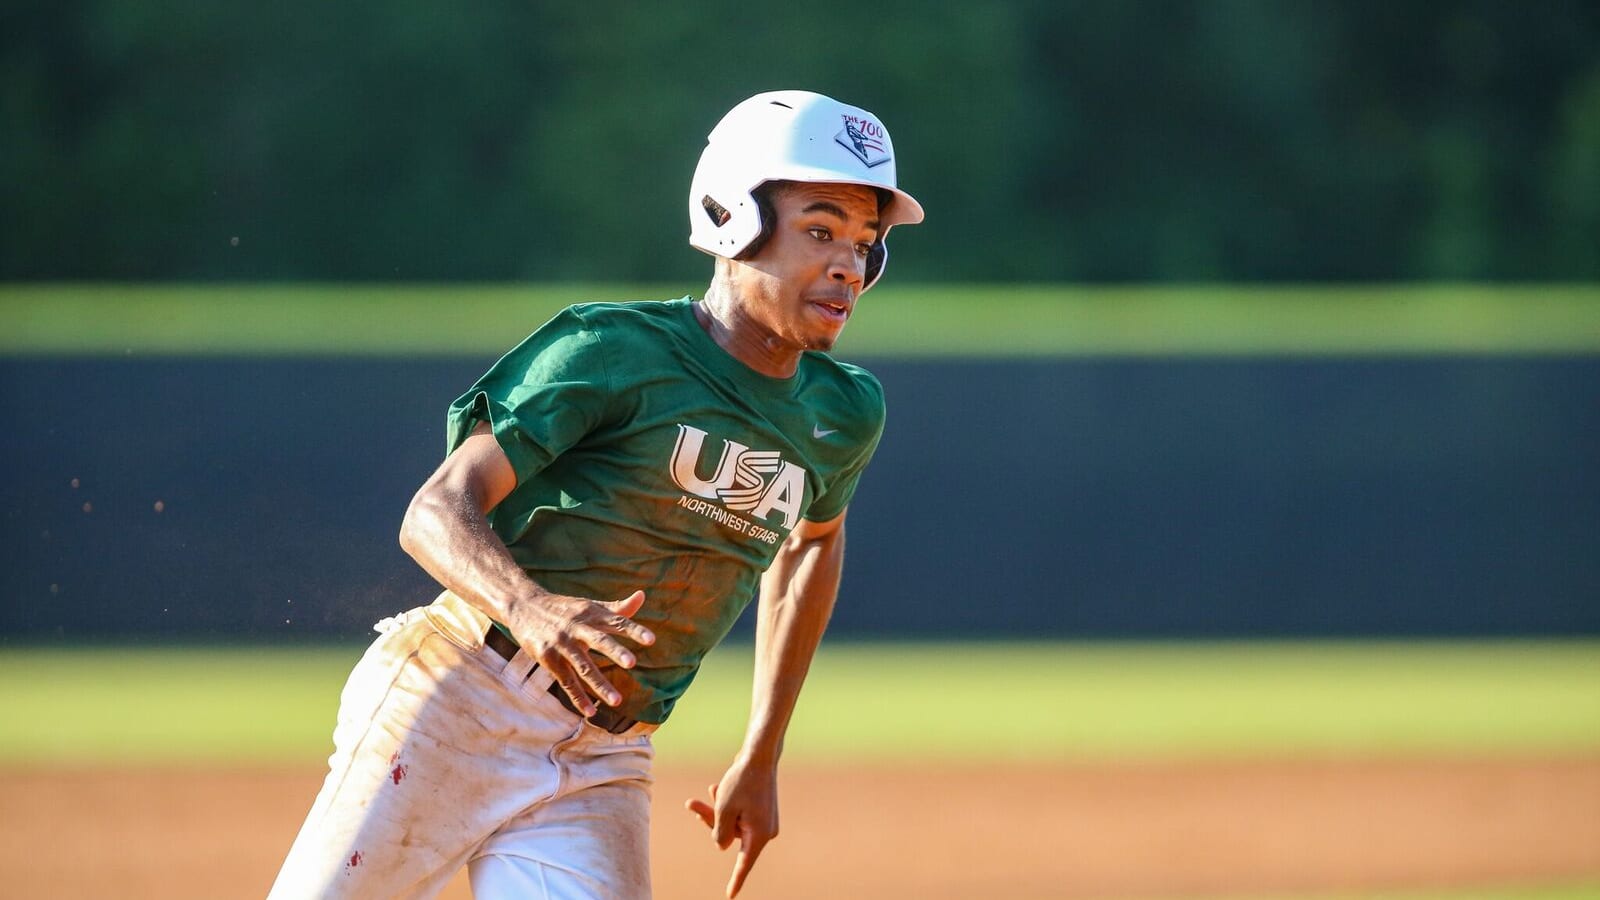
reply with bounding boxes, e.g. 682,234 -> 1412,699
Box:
854,242 -> 872,258
808,226 -> 831,242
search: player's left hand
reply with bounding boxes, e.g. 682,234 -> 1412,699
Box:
684,758 -> 779,898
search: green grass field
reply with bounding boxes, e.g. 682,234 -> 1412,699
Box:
3,640 -> 1596,765
3,283 -> 1599,356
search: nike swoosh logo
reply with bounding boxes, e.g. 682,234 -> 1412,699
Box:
812,424 -> 839,439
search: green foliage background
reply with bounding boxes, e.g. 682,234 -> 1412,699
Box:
4,2 -> 1598,282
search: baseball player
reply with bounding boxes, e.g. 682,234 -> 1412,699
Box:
267,89 -> 922,899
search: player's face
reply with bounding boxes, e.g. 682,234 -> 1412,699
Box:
738,182 -> 881,352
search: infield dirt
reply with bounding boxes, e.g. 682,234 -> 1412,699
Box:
2,757 -> 1597,899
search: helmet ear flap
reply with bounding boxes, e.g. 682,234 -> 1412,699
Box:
864,240 -> 887,290
735,186 -> 778,260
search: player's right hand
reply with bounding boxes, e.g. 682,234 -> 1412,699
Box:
506,589 -> 655,716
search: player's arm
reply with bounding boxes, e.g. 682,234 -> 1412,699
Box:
398,420 -> 654,714
686,509 -> 848,898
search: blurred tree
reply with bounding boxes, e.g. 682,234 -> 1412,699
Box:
1548,63 -> 1600,278
1,0 -> 1595,281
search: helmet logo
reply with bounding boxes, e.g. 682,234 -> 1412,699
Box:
834,115 -> 891,168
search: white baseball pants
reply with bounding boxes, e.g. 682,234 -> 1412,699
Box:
267,591 -> 656,900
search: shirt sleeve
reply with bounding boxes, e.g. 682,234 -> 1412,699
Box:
445,306 -> 614,484
805,372 -> 886,523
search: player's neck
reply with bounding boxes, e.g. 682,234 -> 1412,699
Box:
695,289 -> 802,380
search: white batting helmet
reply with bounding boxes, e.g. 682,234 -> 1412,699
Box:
688,90 -> 924,290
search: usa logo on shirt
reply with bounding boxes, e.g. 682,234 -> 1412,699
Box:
669,424 -> 806,531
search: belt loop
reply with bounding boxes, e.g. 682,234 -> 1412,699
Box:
486,624 -> 539,681
508,654 -> 537,682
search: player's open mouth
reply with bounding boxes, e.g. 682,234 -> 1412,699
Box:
810,300 -> 852,324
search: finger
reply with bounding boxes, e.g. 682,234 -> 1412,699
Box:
727,822 -> 766,899
562,648 -> 622,709
597,614 -> 657,649
606,589 -> 646,617
540,654 -> 601,716
712,804 -> 736,850
601,592 -> 656,645
701,781 -> 730,847
575,627 -> 639,670
727,850 -> 748,899
685,799 -> 714,828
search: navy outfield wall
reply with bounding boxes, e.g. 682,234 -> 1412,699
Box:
3,356 -> 1598,641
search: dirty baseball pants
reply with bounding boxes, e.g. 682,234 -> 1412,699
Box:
267,591 -> 656,899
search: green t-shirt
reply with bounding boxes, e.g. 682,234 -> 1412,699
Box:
446,298 -> 885,723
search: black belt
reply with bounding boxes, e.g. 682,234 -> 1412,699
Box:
485,626 -> 639,735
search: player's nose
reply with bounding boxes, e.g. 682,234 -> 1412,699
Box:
826,247 -> 866,288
